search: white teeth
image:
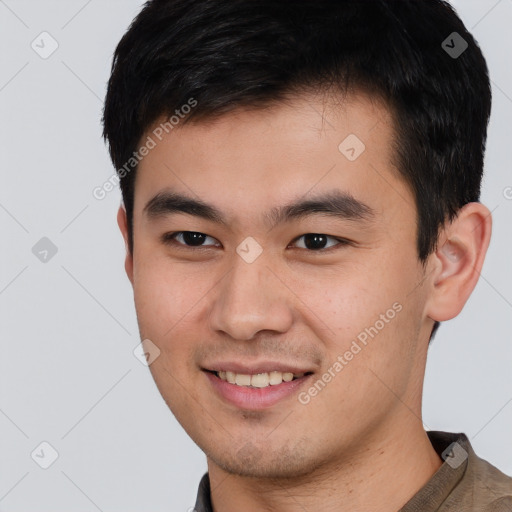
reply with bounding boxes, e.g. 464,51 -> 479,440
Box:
268,371 -> 283,385
216,370 -> 306,388
235,373 -> 251,386
251,373 -> 269,388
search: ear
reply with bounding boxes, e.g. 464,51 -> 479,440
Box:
424,202 -> 492,322
117,204 -> 134,285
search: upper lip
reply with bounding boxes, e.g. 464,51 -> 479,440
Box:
203,361 -> 314,375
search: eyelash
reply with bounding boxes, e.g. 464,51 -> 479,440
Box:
161,231 -> 351,253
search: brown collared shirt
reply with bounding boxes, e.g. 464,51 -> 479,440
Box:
193,431 -> 512,511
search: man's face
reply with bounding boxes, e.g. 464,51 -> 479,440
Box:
121,92 -> 435,478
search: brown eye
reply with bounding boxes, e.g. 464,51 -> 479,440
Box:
291,234 -> 349,251
162,231 -> 221,248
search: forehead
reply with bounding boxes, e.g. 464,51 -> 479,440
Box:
133,91 -> 414,230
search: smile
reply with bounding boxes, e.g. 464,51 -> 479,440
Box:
215,370 -> 308,388
204,369 -> 314,410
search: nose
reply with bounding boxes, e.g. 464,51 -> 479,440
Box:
208,251 -> 294,341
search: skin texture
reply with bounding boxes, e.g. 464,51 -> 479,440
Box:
117,91 -> 492,512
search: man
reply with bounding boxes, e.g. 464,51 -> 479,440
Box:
102,0 -> 512,510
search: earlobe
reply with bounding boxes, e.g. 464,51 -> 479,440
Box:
117,204 -> 134,285
425,202 -> 492,322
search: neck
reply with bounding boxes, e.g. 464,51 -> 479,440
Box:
207,419 -> 442,512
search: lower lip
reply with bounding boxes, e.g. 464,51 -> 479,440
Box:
204,371 -> 312,410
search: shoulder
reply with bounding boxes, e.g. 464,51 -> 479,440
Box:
483,496 -> 512,512
475,458 -> 512,512
453,433 -> 512,511
426,431 -> 512,512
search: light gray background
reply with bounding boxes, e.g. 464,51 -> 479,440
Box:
0,1 -> 511,511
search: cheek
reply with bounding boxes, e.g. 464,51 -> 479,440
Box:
297,263 -> 396,339
306,254 -> 420,384
301,302 -> 418,435
132,264 -> 206,409
132,255 -> 206,337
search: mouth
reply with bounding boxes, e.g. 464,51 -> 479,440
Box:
203,368 -> 315,410
207,369 -> 313,388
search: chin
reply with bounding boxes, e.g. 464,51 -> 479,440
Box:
206,439 -> 322,480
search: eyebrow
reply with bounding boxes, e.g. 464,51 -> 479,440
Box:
143,189 -> 376,229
